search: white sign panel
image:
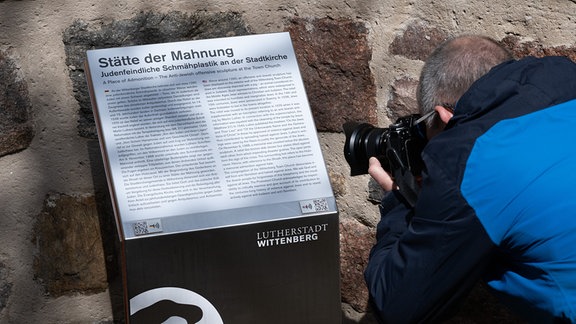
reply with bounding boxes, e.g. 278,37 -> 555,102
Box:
86,33 -> 335,238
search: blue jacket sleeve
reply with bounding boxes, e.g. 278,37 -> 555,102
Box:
364,161 -> 495,323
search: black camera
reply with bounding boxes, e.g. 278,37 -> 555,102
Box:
343,114 -> 428,206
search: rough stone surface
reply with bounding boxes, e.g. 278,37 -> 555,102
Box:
501,35 -> 576,62
328,169 -> 347,198
390,22 -> 576,65
367,178 -> 386,204
386,77 -> 419,121
63,11 -> 251,138
0,50 -> 34,157
33,193 -> 114,296
389,21 -> 449,61
0,261 -> 11,313
339,216 -> 374,312
286,18 -> 377,132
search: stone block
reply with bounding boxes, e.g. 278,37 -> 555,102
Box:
386,77 -> 419,121
501,35 -> 576,62
329,169 -> 347,197
339,216 -> 374,312
389,21 -> 449,61
0,50 -> 34,157
286,18 -> 377,132
63,11 -> 251,138
33,193 -> 111,296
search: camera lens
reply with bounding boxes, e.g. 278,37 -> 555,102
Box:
343,122 -> 388,176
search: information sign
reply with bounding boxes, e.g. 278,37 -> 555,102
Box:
86,32 -> 340,323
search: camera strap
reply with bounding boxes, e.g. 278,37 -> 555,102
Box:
392,168 -> 419,208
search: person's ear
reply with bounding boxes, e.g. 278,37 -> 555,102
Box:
434,105 -> 454,124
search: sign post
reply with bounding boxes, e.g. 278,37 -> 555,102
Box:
86,32 -> 341,323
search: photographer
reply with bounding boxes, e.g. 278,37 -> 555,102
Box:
364,35 -> 576,323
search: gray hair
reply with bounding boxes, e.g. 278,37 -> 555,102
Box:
417,35 -> 513,128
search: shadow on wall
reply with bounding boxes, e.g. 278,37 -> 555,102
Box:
87,139 -> 126,322
63,11 -> 252,139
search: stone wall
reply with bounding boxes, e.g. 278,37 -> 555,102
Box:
0,1 -> 575,323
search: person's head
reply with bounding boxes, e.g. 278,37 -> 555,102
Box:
417,35 -> 513,138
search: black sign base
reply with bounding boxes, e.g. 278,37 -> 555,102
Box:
124,213 -> 341,324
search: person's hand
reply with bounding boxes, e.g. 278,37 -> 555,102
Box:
368,157 -> 397,191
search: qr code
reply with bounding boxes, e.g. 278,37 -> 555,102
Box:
133,219 -> 163,236
313,198 -> 329,212
300,198 -> 330,214
133,221 -> 149,236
